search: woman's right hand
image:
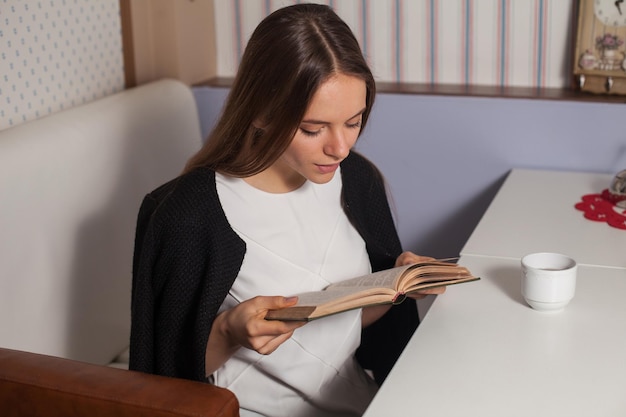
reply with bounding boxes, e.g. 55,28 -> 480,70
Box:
222,295 -> 305,354
205,296 -> 305,375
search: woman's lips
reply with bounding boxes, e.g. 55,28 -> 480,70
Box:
316,163 -> 340,174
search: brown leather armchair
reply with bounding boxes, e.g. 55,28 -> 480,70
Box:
0,348 -> 239,417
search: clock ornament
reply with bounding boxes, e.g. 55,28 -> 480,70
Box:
594,0 -> 626,27
573,0 -> 626,94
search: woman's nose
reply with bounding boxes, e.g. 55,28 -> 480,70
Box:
324,129 -> 351,159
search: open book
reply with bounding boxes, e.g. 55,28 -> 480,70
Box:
265,260 -> 479,321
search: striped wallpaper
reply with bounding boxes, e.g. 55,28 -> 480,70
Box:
214,0 -> 577,89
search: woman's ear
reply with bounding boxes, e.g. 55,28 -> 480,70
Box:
252,117 -> 267,130
251,119 -> 268,141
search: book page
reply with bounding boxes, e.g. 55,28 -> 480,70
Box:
265,261 -> 479,321
325,265 -> 412,292
293,287 -> 380,306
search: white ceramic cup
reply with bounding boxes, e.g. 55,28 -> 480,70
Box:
521,252 -> 577,312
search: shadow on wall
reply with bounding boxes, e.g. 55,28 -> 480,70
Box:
407,174 -> 508,259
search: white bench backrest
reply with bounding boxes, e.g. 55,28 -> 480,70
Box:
0,79 -> 202,364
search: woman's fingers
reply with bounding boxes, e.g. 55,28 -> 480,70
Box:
395,251 -> 436,267
226,295 -> 305,354
407,286 -> 447,300
254,329 -> 297,355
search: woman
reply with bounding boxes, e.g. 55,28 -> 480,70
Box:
130,4 -> 444,416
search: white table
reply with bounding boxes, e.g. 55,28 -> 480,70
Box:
461,169 -> 624,268
363,256 -> 626,417
363,169 -> 626,417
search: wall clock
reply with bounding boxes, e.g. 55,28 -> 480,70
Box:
573,0 -> 626,94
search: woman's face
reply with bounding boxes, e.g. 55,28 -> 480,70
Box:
250,73 -> 366,193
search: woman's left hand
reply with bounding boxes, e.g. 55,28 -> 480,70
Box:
394,251 -> 447,300
363,251 -> 444,327
394,251 -> 435,267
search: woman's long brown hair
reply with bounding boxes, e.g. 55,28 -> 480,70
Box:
183,3 -> 376,176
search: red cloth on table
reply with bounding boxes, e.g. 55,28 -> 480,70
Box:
574,189 -> 626,230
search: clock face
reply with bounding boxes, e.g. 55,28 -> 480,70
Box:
594,0 -> 626,26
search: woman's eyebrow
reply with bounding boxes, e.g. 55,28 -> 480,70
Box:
301,107 -> 366,125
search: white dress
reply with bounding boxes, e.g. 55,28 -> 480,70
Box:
214,169 -> 378,417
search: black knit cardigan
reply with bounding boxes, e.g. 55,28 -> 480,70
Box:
129,151 -> 419,386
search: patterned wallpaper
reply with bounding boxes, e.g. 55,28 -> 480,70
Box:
0,0 -> 124,131
214,0 -> 577,89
